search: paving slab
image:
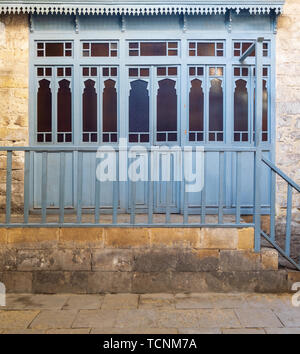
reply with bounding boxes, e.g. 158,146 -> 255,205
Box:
222,328 -> 265,334
139,294 -> 175,309
273,309 -> 300,327
2,294 -> 30,310
72,310 -> 117,328
91,328 -> 178,334
30,310 -> 77,329
245,293 -> 293,310
101,294 -> 139,310
197,309 -> 241,328
175,293 -> 214,309
63,295 -> 104,310
211,294 -> 248,309
1,329 -> 46,334
46,328 -> 91,334
178,328 -> 221,334
13,294 -> 69,310
0,310 -> 39,329
235,308 -> 283,328
265,327 -> 300,334
115,309 -> 158,328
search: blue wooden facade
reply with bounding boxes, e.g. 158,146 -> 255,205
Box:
0,1 -> 285,215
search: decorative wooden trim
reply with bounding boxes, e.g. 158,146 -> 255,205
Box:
0,1 -> 285,16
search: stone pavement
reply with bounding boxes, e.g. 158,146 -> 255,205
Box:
0,293 -> 300,334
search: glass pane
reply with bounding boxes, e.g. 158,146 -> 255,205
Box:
129,80 -> 149,135
140,42 -> 167,56
209,79 -> 223,139
91,43 -> 109,57
57,79 -> 72,133
45,43 -> 64,57
234,79 -> 248,141
189,79 -> 204,133
82,79 -> 97,133
197,43 -> 215,56
37,79 -> 52,133
103,79 -> 117,134
157,79 -> 177,134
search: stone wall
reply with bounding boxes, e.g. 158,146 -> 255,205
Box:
0,227 -> 290,293
0,14 -> 28,210
276,0 -> 300,215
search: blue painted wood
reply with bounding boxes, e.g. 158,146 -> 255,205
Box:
218,151 -> 224,224
270,168 -> 276,241
25,13 -> 276,220
76,151 -> 83,223
5,151 -> 12,225
285,184 -> 293,257
41,152 -> 48,223
94,168 -> 100,223
235,151 -> 241,224
130,181 -> 136,224
23,151 -> 30,224
59,152 -> 65,224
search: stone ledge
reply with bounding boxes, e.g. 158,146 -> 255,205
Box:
0,227 -> 255,250
0,270 -> 289,294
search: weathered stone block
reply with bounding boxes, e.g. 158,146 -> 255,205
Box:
150,228 -> 199,248
0,271 -> 32,293
238,228 -> 254,250
132,272 -> 172,293
59,228 -> 104,248
200,228 -> 238,249
92,249 -> 133,272
32,271 -> 88,294
87,272 -> 132,293
105,228 -> 150,248
0,247 -> 17,271
261,248 -> 279,270
7,228 -> 59,249
175,249 -> 219,272
133,249 -> 177,272
17,249 -> 91,271
171,272 -> 208,293
220,250 -> 261,272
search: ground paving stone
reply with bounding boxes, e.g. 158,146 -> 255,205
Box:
0,293 -> 299,334
72,309 -> 117,328
235,308 -> 283,328
30,310 -> 77,329
0,310 -> 39,329
139,294 -> 175,309
63,295 -> 104,310
101,294 -> 139,310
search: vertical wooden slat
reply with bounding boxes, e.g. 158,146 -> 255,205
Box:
23,150 -> 30,224
148,152 -> 153,224
218,151 -> 224,224
5,151 -> 12,224
130,181 -> 136,224
41,151 -> 48,224
201,152 -> 206,224
59,152 -> 65,224
112,180 -> 118,224
235,152 -> 241,224
285,184 -> 293,257
165,181 -> 171,224
270,169 -> 276,241
183,181 -> 188,224
94,170 -> 100,224
76,151 -> 83,224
